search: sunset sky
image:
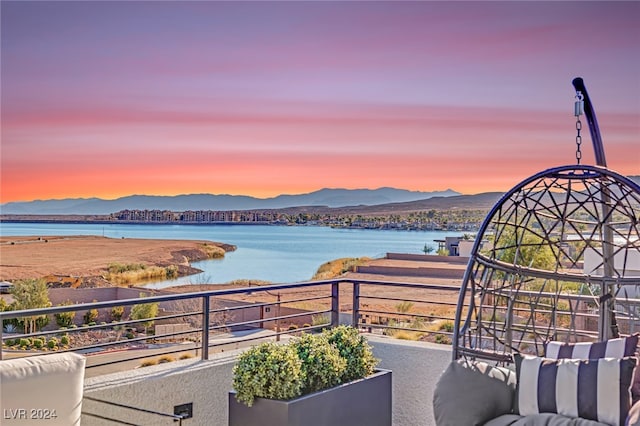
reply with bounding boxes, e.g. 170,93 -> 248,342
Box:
1,1 -> 639,204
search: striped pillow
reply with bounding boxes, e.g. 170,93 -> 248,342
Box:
545,335 -> 640,404
546,335 -> 639,360
514,354 -> 636,426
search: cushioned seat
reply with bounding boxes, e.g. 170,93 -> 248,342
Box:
485,413 -> 609,426
433,358 -> 638,426
0,352 -> 86,426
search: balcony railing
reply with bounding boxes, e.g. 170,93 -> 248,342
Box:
4,277 -> 640,425
2,277 -> 635,370
0,279 -> 462,367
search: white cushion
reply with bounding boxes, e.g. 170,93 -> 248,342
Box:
0,352 -> 86,425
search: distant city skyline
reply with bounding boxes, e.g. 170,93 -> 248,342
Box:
2,1 -> 639,203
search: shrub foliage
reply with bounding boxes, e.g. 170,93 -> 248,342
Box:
233,326 -> 378,407
292,333 -> 346,394
233,342 -> 304,407
325,325 -> 378,382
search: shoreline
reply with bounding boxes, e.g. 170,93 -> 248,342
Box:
0,213 -> 480,232
0,235 -> 235,287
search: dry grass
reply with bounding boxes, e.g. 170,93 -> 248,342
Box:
389,330 -> 424,341
312,257 -> 371,280
107,264 -> 176,285
201,243 -> 225,259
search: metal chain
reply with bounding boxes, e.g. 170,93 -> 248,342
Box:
574,92 -> 584,164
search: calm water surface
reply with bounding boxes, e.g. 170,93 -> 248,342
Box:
0,223 -> 462,287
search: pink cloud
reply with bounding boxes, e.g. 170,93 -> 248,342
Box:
1,1 -> 638,203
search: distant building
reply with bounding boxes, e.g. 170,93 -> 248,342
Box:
435,237 -> 463,256
435,236 -> 489,257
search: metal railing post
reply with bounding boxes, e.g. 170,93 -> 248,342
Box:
275,293 -> 281,342
202,296 -> 210,360
331,281 -> 340,327
352,282 -> 360,328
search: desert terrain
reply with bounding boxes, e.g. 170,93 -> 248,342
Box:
0,235 -> 235,286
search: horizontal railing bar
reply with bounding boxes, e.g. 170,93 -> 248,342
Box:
4,276 -> 633,320
83,396 -> 184,420
356,281 -> 464,291
0,280 -> 340,318
360,294 -> 460,307
204,308 -> 331,333
357,309 -> 452,321
207,295 -> 329,315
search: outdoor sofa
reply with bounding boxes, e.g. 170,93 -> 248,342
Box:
434,336 -> 640,426
0,352 -> 86,425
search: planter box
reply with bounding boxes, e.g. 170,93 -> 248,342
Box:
229,369 -> 392,426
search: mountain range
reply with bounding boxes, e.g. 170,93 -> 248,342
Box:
3,175 -> 638,216
0,187 -> 461,215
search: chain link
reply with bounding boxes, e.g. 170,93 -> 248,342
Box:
575,92 -> 584,165
575,118 -> 582,164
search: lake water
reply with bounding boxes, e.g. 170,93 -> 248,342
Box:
0,223 -> 462,287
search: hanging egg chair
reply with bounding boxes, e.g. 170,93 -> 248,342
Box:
452,78 -> 640,363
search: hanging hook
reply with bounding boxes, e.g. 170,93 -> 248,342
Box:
572,78 -> 606,167
574,92 -> 584,117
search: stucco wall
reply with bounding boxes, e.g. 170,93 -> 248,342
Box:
369,336 -> 451,426
356,265 -> 464,279
83,352 -> 238,425
82,336 -> 452,426
385,253 -> 469,264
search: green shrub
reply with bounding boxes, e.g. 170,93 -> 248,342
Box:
126,332 -> 135,339
47,337 -> 58,349
110,306 -> 125,321
83,308 -> 99,325
434,334 -> 451,345
60,335 -> 70,346
232,326 -> 379,408
54,302 -> 76,328
324,325 -> 378,382
438,320 -> 454,333
232,342 -> 304,407
130,299 -> 159,333
33,315 -> 49,331
4,339 -> 14,346
19,338 -> 30,348
292,333 -> 345,394
32,338 -> 44,349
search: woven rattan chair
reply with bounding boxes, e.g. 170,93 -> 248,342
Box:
434,79 -> 640,426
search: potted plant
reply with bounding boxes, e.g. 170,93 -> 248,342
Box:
229,325 -> 392,426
